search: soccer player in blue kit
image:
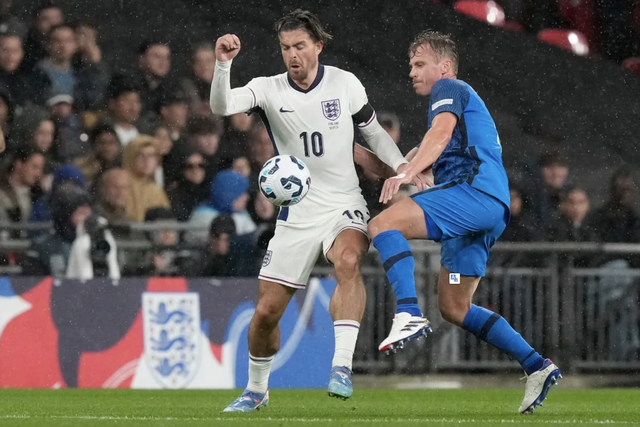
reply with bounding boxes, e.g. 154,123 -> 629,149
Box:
367,31 -> 562,414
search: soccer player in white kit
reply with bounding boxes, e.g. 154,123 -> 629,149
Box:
211,10 -> 409,412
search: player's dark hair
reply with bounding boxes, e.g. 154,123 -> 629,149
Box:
274,9 -> 332,45
409,30 -> 459,75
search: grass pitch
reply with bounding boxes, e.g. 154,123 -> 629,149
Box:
0,389 -> 639,426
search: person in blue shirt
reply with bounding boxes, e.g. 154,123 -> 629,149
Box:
368,30 -> 561,414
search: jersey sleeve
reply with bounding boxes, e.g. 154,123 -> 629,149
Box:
244,77 -> 268,109
347,72 -> 369,116
429,79 -> 469,119
209,60 -> 268,115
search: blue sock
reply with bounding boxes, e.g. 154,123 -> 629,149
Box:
372,230 -> 421,317
462,304 -> 545,375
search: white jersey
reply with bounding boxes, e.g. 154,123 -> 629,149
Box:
246,65 -> 366,220
210,61 -> 407,223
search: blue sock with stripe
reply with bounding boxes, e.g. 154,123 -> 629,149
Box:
372,230 -> 422,317
462,304 -> 545,375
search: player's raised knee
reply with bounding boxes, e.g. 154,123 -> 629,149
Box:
367,214 -> 390,240
333,247 -> 362,277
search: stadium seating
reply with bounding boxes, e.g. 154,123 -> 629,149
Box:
622,57 -> 640,75
453,1 -> 523,31
557,0 -> 600,49
537,29 -> 590,56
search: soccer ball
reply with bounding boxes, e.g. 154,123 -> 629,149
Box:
259,155 -> 311,207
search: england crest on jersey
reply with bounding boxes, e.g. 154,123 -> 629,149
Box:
322,99 -> 341,121
142,292 -> 201,388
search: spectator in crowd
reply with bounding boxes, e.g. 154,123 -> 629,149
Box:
502,185 -> 536,242
525,151 -> 571,229
0,31 -> 30,106
22,0 -> 64,72
9,106 -> 55,156
246,122 -> 274,175
232,156 -> 250,177
218,112 -> 252,163
0,0 -> 27,39
142,207 -> 184,276
591,167 -> 640,244
29,23 -> 108,110
186,115 -> 222,185
378,111 -> 401,145
30,162 -> 84,223
47,93 -> 88,161
153,90 -> 189,186
546,187 -> 598,243
74,123 -> 121,188
179,41 -> 216,117
198,213 -> 237,277
188,169 -> 256,243
122,135 -> 170,222
93,168 -> 131,225
29,185 -> 91,276
0,146 -> 45,224
104,75 -> 141,147
71,18 -> 110,111
0,87 -> 14,137
167,149 -> 207,221
134,39 -> 172,115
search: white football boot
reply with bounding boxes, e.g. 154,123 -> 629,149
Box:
519,359 -> 562,414
379,312 -> 432,354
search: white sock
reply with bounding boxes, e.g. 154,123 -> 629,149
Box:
247,354 -> 274,394
331,320 -> 360,370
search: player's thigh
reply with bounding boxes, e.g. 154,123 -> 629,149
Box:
437,265 -> 481,324
254,278 -> 297,322
323,204 -> 370,265
259,222 -> 323,289
367,197 -> 428,240
411,182 -> 506,242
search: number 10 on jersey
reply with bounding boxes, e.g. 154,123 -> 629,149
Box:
300,131 -> 324,157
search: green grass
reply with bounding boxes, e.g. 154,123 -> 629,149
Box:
0,389 -> 639,426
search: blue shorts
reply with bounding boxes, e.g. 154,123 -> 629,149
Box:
410,181 -> 509,277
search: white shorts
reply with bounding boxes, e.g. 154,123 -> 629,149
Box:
259,204 -> 370,289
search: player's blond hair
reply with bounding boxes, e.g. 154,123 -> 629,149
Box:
409,30 -> 459,75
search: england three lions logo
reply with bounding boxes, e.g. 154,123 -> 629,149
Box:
322,99 -> 341,121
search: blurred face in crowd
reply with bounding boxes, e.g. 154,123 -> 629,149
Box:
279,29 -> 322,86
232,192 -> 249,213
156,228 -> 178,246
135,145 -> 159,177
102,169 -> 131,209
230,113 -> 253,132
154,126 -> 172,156
50,100 -> 73,119
509,188 -> 523,217
542,163 -> 568,190
71,205 -> 92,228
254,192 -> 275,221
0,35 -> 23,72
48,26 -> 77,63
111,91 -> 141,125
613,175 -> 637,209
249,127 -> 275,167
36,7 -> 63,35
161,102 -> 188,131
232,156 -> 251,177
563,189 -> 589,225
192,47 -> 215,82
141,44 -> 171,78
209,232 -> 230,255
33,119 -> 55,152
409,43 -> 453,96
192,132 -> 219,156
15,153 -> 45,187
183,153 -> 206,185
95,131 -> 121,162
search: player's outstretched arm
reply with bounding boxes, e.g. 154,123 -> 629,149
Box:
354,143 -> 396,179
209,34 -> 257,116
379,112 -> 456,203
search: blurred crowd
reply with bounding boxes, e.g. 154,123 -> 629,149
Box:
0,1 -> 638,278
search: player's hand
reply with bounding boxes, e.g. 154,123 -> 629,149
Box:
215,34 -> 241,62
380,172 -> 413,204
410,171 -> 433,191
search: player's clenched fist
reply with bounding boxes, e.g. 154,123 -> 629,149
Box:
215,34 -> 241,62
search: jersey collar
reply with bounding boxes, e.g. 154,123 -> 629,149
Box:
287,64 -> 325,94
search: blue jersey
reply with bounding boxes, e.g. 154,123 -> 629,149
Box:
426,79 -> 510,207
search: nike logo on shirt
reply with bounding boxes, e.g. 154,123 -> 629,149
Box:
279,107 -> 295,113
